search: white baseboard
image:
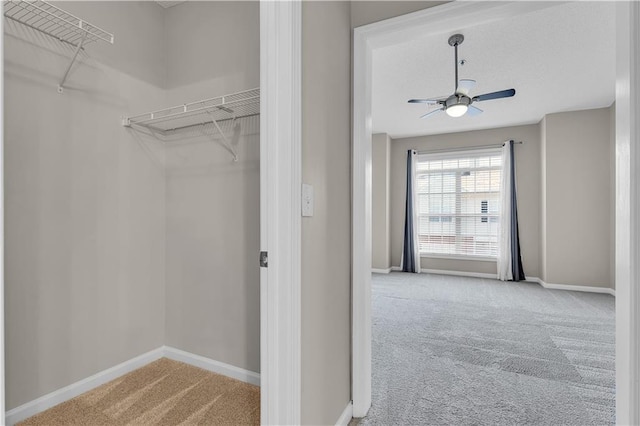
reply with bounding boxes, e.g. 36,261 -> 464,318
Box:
335,401 -> 353,426
387,268 -> 616,296
5,347 -> 165,426
5,346 -> 261,425
527,277 -> 616,296
391,266 -> 497,280
162,346 -> 260,386
420,268 -> 497,280
371,267 -> 391,274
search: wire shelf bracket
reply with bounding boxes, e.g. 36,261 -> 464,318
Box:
4,0 -> 115,93
122,88 -> 260,162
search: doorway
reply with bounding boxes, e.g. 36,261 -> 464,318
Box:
352,1 -> 639,423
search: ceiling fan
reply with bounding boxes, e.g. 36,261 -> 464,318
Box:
408,34 -> 516,119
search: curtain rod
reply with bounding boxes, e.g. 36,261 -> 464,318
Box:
416,140 -> 523,155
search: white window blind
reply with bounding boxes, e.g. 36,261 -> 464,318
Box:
415,148 -> 502,258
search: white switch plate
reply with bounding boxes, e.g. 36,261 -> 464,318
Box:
302,183 -> 314,217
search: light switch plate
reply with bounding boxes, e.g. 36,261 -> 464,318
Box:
302,183 -> 314,217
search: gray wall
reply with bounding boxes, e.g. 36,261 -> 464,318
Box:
372,133 -> 391,270
301,1 -> 351,424
389,125 -> 541,277
163,1 -> 261,374
4,1 -> 167,410
609,104 -> 616,290
541,107 -> 613,287
377,106 -> 614,289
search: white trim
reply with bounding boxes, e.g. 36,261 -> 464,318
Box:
4,347 -> 165,426
260,2 -> 302,425
387,269 -> 616,296
420,254 -> 496,262
352,23 -> 373,419
335,401 -> 353,426
352,1 -> 634,421
4,347 -> 262,426
420,269 -> 497,280
1,10 -> 5,426
371,268 -> 391,274
527,277 -> 616,296
616,2 -> 640,424
163,346 -> 260,387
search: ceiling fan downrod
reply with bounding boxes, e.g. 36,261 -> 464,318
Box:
448,34 -> 464,93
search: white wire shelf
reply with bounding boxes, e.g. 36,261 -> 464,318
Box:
123,88 -> 260,134
4,0 -> 114,46
123,88 -> 260,162
4,0 -> 114,93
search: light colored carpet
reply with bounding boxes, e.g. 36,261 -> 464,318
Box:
351,272 -> 615,426
18,358 -> 260,426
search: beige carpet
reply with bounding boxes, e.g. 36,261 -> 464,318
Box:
18,358 -> 260,426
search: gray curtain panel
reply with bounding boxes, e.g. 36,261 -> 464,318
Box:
402,150 -> 419,273
508,140 -> 526,281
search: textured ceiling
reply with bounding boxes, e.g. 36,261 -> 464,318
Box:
372,2 -> 616,139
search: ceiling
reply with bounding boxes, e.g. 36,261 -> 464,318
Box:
372,2 -> 616,139
154,1 -> 186,9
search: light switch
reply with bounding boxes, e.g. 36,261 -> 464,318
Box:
302,183 -> 314,217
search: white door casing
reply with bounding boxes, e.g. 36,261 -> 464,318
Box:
615,2 -> 640,424
1,9 -> 5,425
260,1 -> 302,425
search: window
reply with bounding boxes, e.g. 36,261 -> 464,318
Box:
416,148 -> 502,258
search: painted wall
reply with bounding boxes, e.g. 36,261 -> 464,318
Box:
372,133 -> 391,270
609,103 -> 616,290
4,1 -> 167,410
350,1 -> 448,28
541,107 -> 613,287
163,1 -> 261,373
389,125 -> 541,277
379,107 -> 614,289
301,1 -> 352,424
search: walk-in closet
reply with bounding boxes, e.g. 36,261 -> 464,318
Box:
3,1 -> 261,424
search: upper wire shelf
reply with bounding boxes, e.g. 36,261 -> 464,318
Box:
4,0 -> 115,47
123,88 -> 260,134
123,88 -> 260,162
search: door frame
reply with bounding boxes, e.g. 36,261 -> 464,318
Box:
352,1 -> 640,422
1,9 -> 5,425
260,1 -> 302,425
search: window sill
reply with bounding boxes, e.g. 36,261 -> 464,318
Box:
420,254 -> 497,262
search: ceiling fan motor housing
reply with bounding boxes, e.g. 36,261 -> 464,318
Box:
445,94 -> 470,109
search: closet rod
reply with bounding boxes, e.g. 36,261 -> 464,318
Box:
416,140 -> 522,155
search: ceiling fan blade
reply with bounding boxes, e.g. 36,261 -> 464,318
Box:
420,108 -> 444,119
408,98 -> 443,104
467,105 -> 483,116
456,79 -> 476,96
473,88 -> 516,102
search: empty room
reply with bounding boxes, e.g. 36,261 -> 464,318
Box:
356,2 -> 617,425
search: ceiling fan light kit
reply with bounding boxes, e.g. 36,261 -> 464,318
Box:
408,33 -> 516,119
445,96 -> 470,117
